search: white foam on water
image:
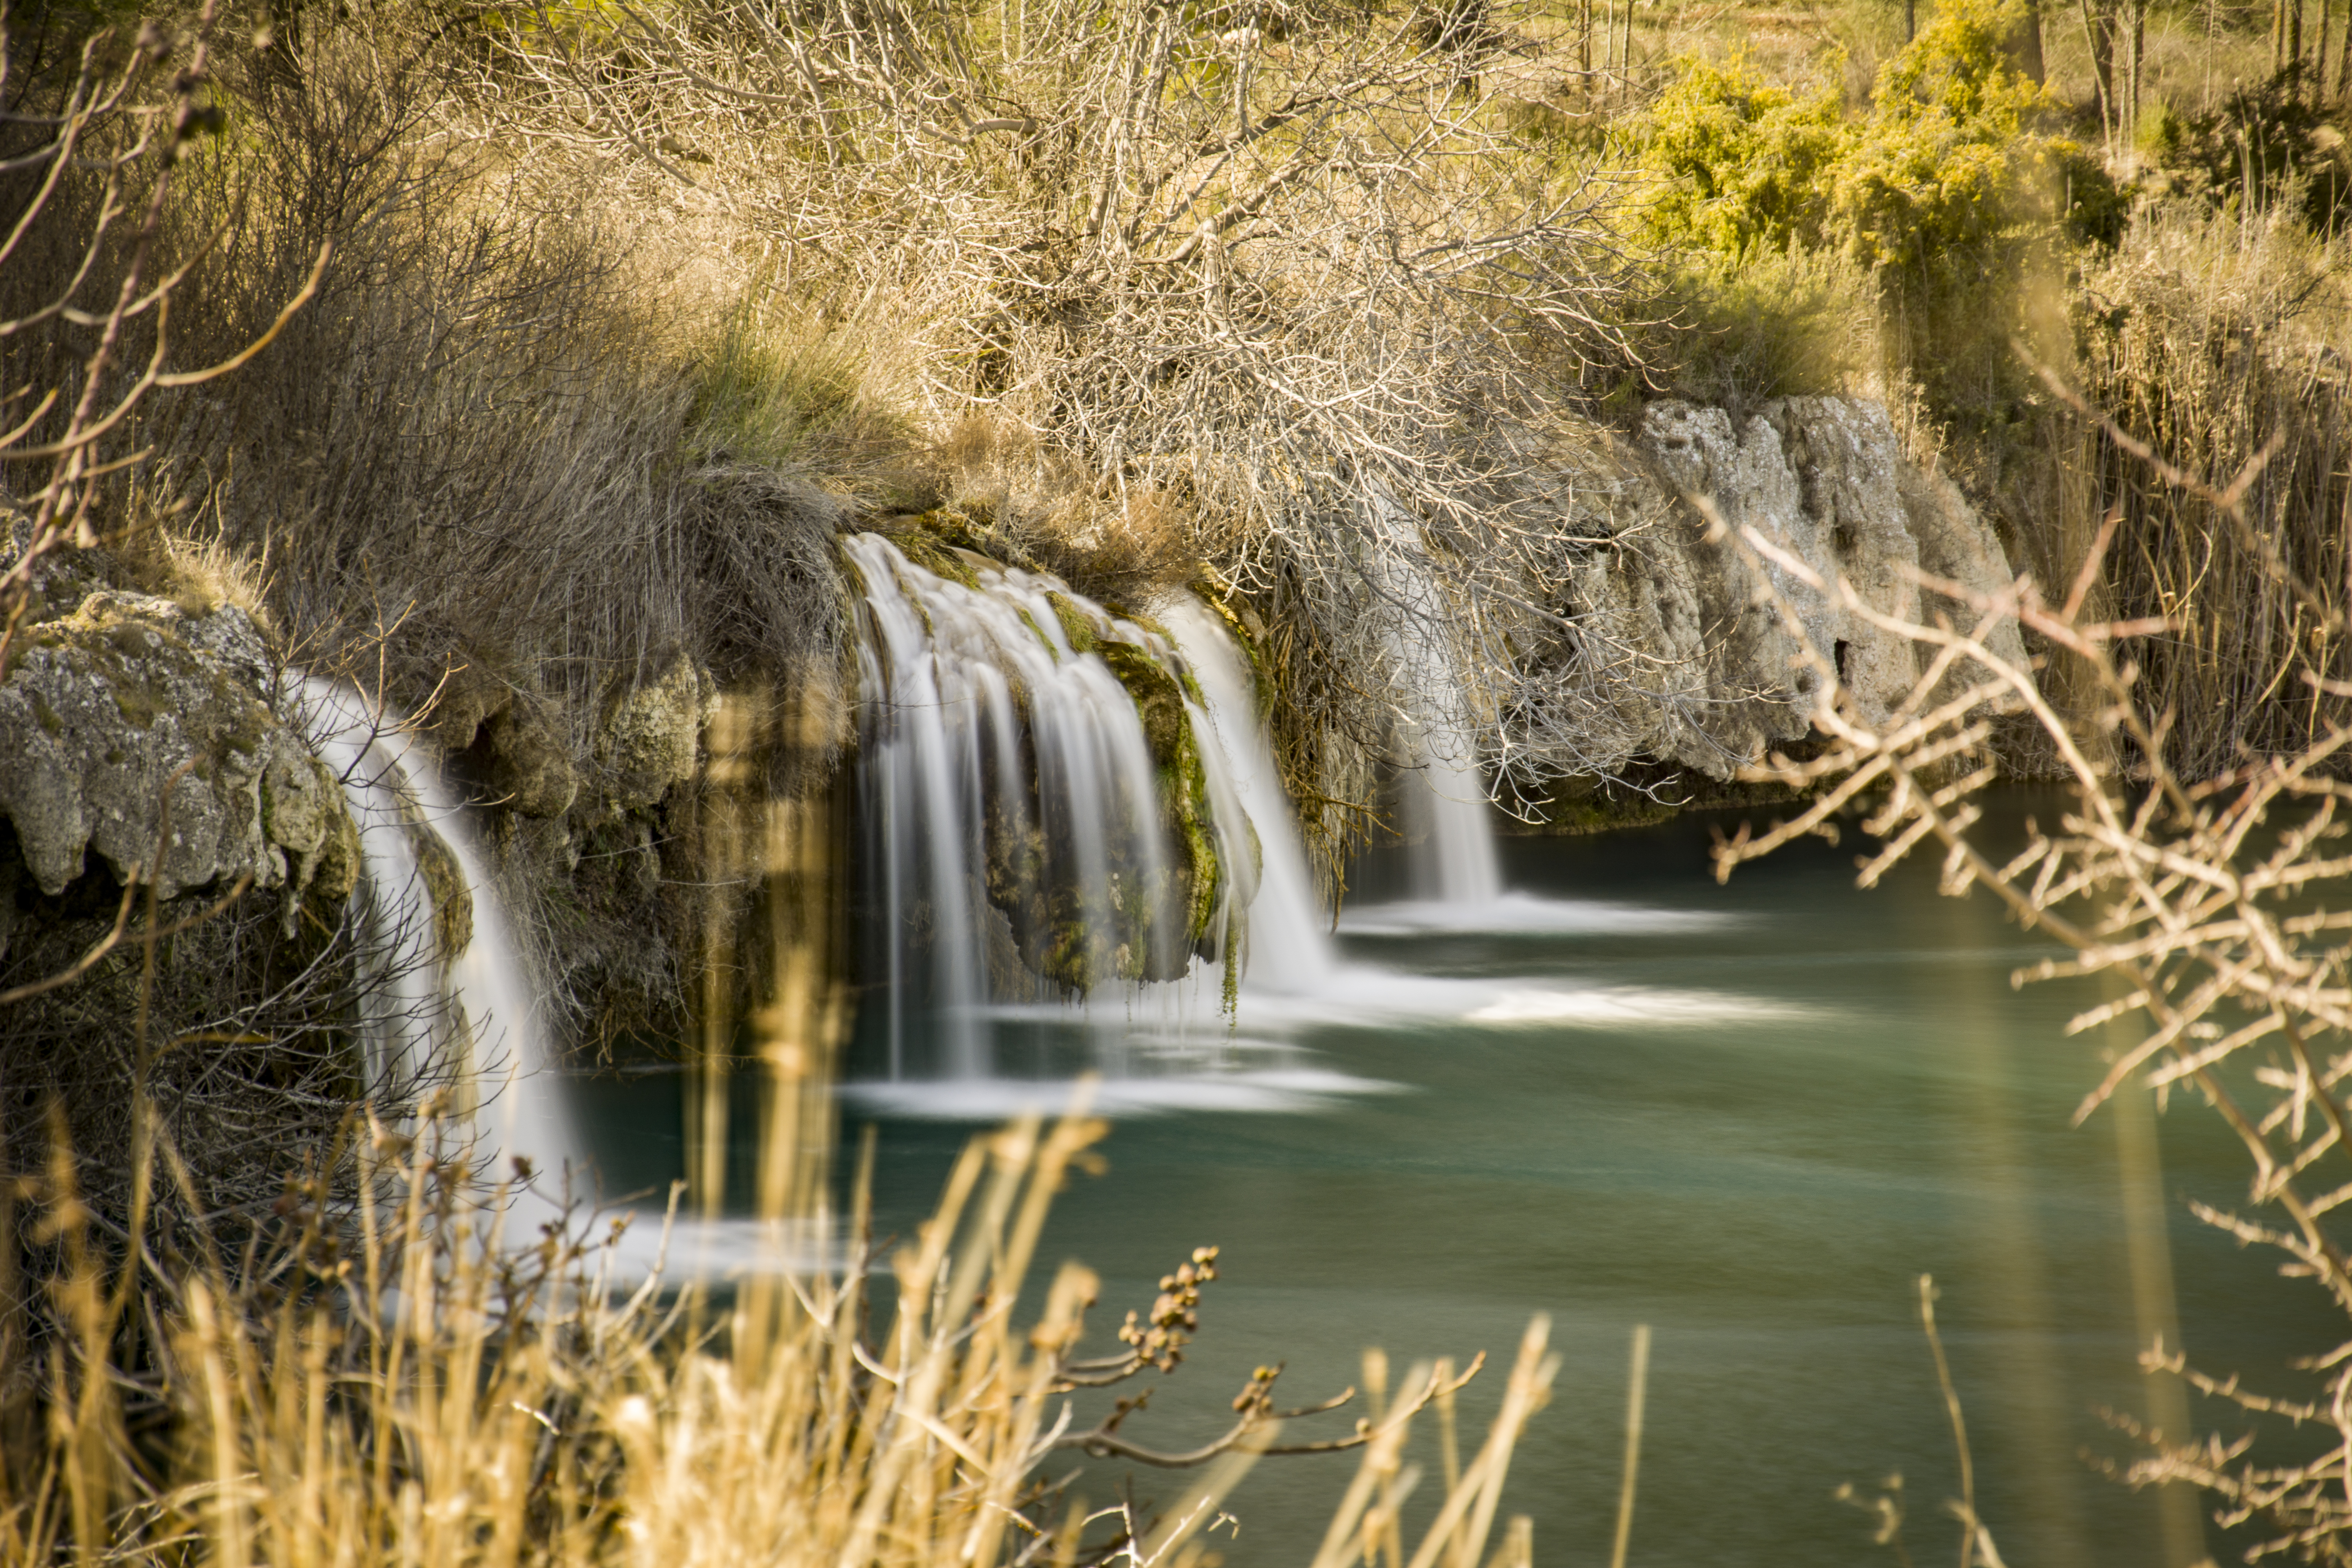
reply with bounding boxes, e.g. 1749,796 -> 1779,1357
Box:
588,1213 -> 844,1283
970,967 -> 1809,1035
842,1066 -> 1397,1120
1337,892 -> 1741,937
1458,986 -> 1813,1026
1224,969 -> 1814,1031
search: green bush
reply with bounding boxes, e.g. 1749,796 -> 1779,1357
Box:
1630,0 -> 2116,277
1625,0 -> 2125,456
1830,0 -> 2069,272
1628,57 -> 1849,259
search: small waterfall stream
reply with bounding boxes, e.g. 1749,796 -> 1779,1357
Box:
1158,599 -> 1335,996
1360,496 -> 1505,907
299,680 -> 581,1189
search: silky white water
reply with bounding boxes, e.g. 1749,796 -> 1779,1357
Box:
297,679 -> 581,1190
846,534 -> 1263,1084
1159,599 -> 1336,996
1361,494 -> 1506,906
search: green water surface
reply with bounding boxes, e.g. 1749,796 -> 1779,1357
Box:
575,796 -> 2333,1566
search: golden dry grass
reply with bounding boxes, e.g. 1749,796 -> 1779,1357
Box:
0,1086 -> 1557,1568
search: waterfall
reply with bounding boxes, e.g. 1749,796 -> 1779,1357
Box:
299,679 -> 581,1189
1361,497 -> 1504,907
1158,600 -> 1336,996
1398,737 -> 1504,906
846,534 -> 1255,1081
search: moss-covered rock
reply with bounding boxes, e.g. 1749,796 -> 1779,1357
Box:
599,654 -> 720,812
1045,591 -> 1100,655
0,584 -> 357,903
1096,636 -> 1225,954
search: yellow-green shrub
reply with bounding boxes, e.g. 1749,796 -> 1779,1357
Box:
1626,0 -> 2125,459
1628,57 -> 1850,259
1831,0 -> 2065,272
1631,0 -> 2113,278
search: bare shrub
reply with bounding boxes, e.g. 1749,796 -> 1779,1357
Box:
0,9 -> 878,1055
0,0 -> 324,667
485,0 -> 1662,872
0,2 -> 462,1245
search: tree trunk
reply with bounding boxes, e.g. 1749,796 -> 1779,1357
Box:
2007,0 -> 2048,83
2083,0 -> 2117,147
2338,0 -> 2352,101
2318,0 -> 2333,106
2130,0 -> 2146,139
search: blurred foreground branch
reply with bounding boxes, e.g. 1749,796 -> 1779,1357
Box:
1714,366 -> 2352,1561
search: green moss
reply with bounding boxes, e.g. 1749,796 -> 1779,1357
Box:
406,809 -> 474,962
1045,592 -> 1100,655
111,682 -> 161,730
1097,637 -> 1230,949
1012,605 -> 1055,653
1114,607 -> 1209,707
30,692 -> 62,736
1188,578 -> 1279,722
889,528 -> 983,590
878,506 -> 1023,591
1221,908 -> 1243,1018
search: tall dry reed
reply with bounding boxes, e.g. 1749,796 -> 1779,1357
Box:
0,1090 -> 1558,1567
2065,198 -> 2352,777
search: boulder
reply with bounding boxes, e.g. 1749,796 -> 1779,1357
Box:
598,654 -> 718,811
0,584 -> 357,903
1562,397 -> 2029,780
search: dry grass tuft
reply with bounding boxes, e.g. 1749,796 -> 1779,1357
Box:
0,1087 -> 1557,1568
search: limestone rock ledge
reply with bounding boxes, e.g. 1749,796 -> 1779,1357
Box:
1572,397 -> 2029,780
0,557 -> 356,912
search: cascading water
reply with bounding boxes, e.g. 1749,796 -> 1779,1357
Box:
1360,497 -> 1505,907
298,680 -> 581,1189
846,533 -> 1258,1084
306,682 -> 824,1277
1158,600 -> 1336,996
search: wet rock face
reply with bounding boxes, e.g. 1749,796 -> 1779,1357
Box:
0,585 -> 357,903
1575,397 -> 2029,779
